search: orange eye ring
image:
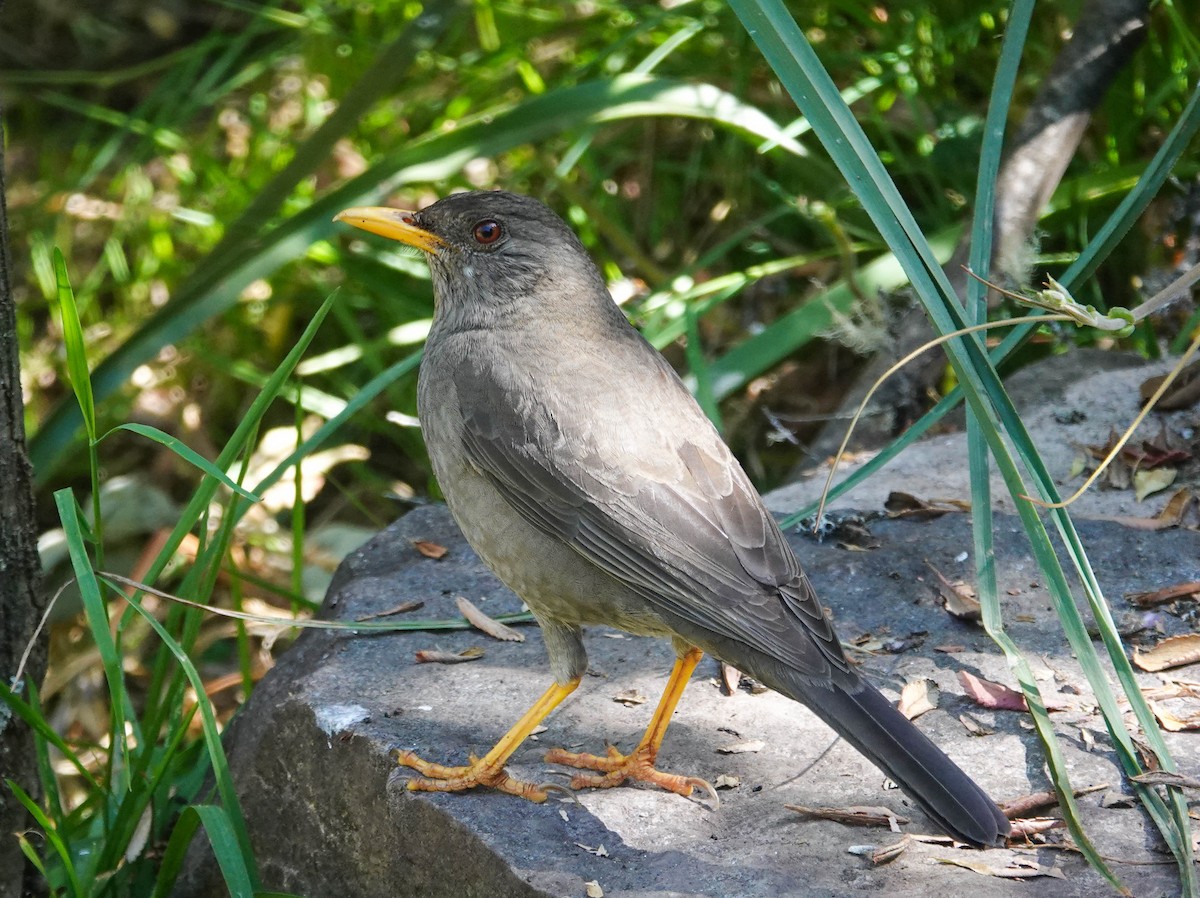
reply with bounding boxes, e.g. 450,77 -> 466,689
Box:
472,219 -> 502,244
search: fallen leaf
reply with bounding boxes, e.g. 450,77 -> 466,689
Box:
612,689 -> 647,706
1129,770 -> 1200,790
1007,817 -> 1065,839
414,647 -> 484,664
869,836 -> 911,865
926,560 -> 982,621
355,600 -> 424,622
898,679 -> 937,720
411,539 -> 448,559
1141,358 -> 1200,409
1100,790 -> 1135,809
716,739 -> 765,754
720,662 -> 742,695
714,774 -> 741,789
934,644 -> 965,654
884,492 -> 970,520
575,843 -> 610,857
937,857 -> 1066,880
998,784 -> 1106,818
958,671 -> 1028,711
1126,577 -> 1200,607
1086,428 -> 1192,470
1080,727 -> 1096,752
585,881 -> 604,898
1133,634 -> 1200,672
455,596 -> 524,642
1147,700 -> 1200,732
959,714 -> 995,736
787,805 -> 910,828
1134,466 -> 1177,503
1103,488 -> 1194,531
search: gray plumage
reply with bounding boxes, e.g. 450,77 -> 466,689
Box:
409,190 -> 1008,847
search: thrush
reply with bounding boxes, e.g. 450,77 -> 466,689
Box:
335,190 -> 1010,847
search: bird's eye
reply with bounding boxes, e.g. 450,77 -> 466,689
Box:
472,219 -> 502,245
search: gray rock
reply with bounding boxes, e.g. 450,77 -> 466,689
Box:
176,501 -> 1197,897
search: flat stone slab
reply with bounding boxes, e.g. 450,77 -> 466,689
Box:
176,354 -> 1199,896
177,499 -> 1198,897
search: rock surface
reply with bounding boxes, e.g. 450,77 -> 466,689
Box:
177,355 -> 1199,898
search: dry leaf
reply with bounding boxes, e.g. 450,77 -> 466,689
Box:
575,843 -> 610,857
411,539 -> 448,559
934,644 -> 965,654
1104,488 -> 1194,531
355,600 -> 424,622
716,739 -> 765,754
958,671 -> 1028,711
868,836 -> 911,865
926,560 -> 982,621
1141,358 -> 1200,410
1134,466 -> 1177,502
720,662 -> 742,695
612,689 -> 647,706
884,491 -> 969,520
414,647 -> 484,664
1126,578 -> 1200,607
1133,635 -> 1200,672
1148,700 -> 1200,732
1007,817 -> 1065,839
455,596 -> 524,642
898,679 -> 937,720
959,714 -> 995,736
999,784 -> 1106,818
714,774 -> 741,789
788,804 -> 910,828
1129,770 -> 1200,790
1100,790 -> 1135,809
937,857 -> 1065,880
585,881 -> 604,898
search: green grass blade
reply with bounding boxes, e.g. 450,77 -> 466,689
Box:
52,249 -> 95,441
152,806 -> 255,898
101,423 -> 262,501
7,780 -> 84,898
124,597 -> 260,891
54,489 -> 132,788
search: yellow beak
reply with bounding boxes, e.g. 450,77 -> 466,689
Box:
333,206 -> 445,254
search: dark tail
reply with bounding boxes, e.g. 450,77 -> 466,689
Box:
800,678 -> 1010,846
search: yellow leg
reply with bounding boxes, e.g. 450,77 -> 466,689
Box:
545,648 -> 712,797
395,678 -> 578,801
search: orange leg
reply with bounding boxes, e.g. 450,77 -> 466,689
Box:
395,678 -> 578,801
545,647 -> 712,798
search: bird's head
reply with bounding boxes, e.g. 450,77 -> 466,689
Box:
336,191 -> 608,326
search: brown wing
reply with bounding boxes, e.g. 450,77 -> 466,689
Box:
452,346 -> 852,683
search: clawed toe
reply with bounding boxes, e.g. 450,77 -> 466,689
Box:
392,748 -> 550,802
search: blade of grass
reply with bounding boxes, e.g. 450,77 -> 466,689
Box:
961,1 -> 1120,882
151,806 -> 255,898
7,781 -> 83,898
53,249 -> 104,571
101,423 -> 262,501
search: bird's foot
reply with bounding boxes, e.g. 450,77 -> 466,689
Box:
544,743 -> 716,802
392,749 -> 554,802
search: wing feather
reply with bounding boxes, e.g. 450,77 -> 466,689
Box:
454,352 -> 850,679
